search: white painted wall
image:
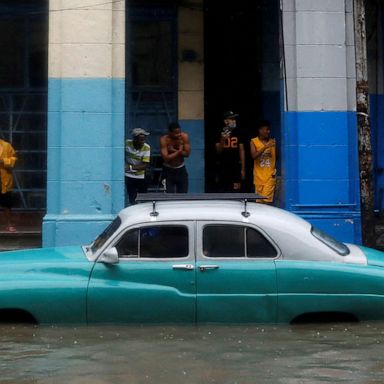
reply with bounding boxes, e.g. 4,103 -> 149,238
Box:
49,0 -> 125,79
282,0 -> 356,112
178,0 -> 204,120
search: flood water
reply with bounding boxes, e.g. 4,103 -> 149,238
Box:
1,322 -> 384,383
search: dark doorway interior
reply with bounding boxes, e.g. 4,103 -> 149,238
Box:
0,0 -> 48,211
0,0 -> 47,249
204,0 -> 280,192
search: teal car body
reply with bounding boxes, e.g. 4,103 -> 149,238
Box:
1,200 -> 384,324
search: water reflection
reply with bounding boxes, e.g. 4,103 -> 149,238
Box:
1,323 -> 384,383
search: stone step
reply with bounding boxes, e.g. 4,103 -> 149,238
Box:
0,230 -> 42,252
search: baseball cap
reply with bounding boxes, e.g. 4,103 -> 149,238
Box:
223,111 -> 239,119
132,128 -> 150,137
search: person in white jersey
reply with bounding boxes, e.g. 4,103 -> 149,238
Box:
125,128 -> 151,205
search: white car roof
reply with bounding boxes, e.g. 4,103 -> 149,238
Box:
115,200 -> 366,264
118,200 -> 310,231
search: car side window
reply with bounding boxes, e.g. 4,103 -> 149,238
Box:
116,229 -> 139,258
246,228 -> 277,258
203,225 -> 244,258
203,224 -> 276,258
116,225 -> 189,259
140,226 -> 188,258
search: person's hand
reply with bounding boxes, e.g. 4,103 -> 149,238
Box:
221,127 -> 231,139
233,182 -> 241,191
241,169 -> 246,180
264,139 -> 276,149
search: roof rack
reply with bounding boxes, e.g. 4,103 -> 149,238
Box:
136,193 -> 265,218
136,193 -> 264,202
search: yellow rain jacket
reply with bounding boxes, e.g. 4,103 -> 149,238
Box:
0,139 -> 17,194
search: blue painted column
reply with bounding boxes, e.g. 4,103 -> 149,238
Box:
43,1 -> 125,246
282,0 -> 362,243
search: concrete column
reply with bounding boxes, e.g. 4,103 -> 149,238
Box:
43,0 -> 125,246
178,0 -> 204,192
281,0 -> 361,243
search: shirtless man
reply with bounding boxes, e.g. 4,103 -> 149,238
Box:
160,122 -> 191,193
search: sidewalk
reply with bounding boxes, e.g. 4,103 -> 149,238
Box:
0,212 -> 43,252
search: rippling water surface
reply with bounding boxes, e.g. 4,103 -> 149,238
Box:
1,322 -> 384,383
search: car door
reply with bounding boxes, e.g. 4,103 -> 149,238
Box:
87,221 -> 196,323
196,221 -> 279,323
274,259 -> 384,322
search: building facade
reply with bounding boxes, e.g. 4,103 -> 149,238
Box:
3,0 -> 383,247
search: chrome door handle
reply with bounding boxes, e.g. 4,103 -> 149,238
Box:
199,265 -> 219,272
172,264 -> 194,271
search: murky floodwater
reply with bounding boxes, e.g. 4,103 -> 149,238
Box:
1,322 -> 384,384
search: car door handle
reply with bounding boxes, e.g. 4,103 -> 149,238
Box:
172,264 -> 194,271
199,265 -> 219,272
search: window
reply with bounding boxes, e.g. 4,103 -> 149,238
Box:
203,225 -> 277,258
116,225 -> 189,259
116,229 -> 139,258
311,226 -> 350,256
203,225 -> 244,258
91,217 -> 122,253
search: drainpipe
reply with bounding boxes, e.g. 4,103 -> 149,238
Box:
354,0 -> 376,247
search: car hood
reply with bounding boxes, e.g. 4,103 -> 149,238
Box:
360,246 -> 384,268
0,246 -> 93,273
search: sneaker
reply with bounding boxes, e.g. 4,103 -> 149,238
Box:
5,225 -> 17,233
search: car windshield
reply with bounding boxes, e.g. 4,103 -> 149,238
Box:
311,226 -> 350,256
91,217 -> 122,254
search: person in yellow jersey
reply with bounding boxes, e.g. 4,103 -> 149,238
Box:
0,138 -> 17,231
250,121 -> 276,204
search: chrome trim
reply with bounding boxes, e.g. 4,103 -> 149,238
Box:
199,264 -> 219,272
172,264 -> 195,271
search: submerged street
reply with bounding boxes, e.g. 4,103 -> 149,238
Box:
1,322 -> 384,383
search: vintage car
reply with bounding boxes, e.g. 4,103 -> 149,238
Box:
1,193 -> 384,325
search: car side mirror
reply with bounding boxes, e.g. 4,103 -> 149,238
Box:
98,247 -> 119,265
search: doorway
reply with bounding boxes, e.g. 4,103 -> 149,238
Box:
0,0 -> 47,249
204,0 -> 280,192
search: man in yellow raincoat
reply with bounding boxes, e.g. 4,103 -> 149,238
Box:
250,121 -> 276,204
0,138 -> 17,232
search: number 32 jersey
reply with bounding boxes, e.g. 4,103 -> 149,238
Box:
251,137 -> 276,185
217,128 -> 244,179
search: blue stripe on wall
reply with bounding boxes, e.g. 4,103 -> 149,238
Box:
179,119 -> 205,193
282,110 -> 361,244
44,78 -> 125,247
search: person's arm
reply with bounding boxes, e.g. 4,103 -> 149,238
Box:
0,146 -> 17,169
216,133 -> 229,154
160,136 -> 182,162
250,139 -> 275,159
128,163 -> 148,172
239,143 -> 246,180
180,133 -> 191,158
132,147 -> 151,171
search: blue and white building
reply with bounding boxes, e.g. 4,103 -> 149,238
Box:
2,0 -> 384,247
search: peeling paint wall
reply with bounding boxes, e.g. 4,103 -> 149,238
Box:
43,0 -> 125,246
281,0 -> 361,243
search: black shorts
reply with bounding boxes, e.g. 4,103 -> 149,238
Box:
0,192 -> 14,209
